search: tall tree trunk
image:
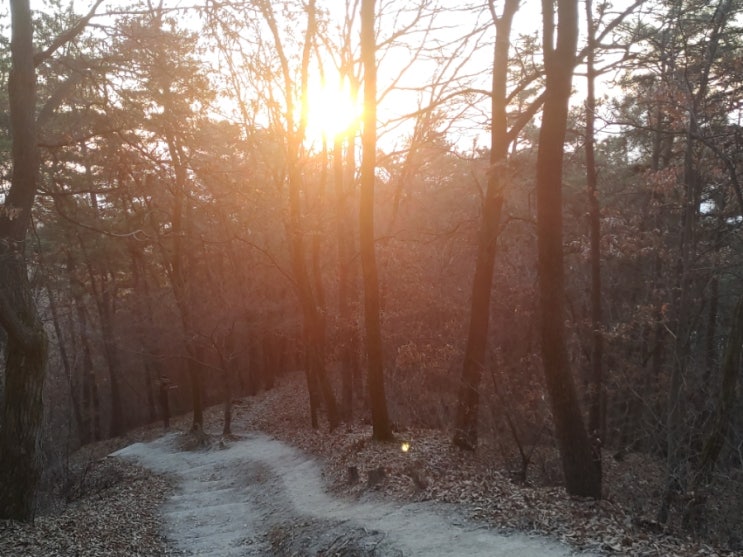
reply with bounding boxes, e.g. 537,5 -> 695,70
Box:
584,0 -> 605,449
258,0 -> 339,430
306,140 -> 337,427
360,0 -> 393,441
80,242 -> 125,438
163,124 -> 204,432
43,275 -> 84,439
67,248 -> 100,444
704,275 -> 719,382
536,0 -> 601,499
345,132 -> 363,400
660,108 -> 698,525
0,0 -> 49,521
453,0 -> 519,451
140,3 -> 206,432
128,245 -> 159,423
216,335 -> 235,436
335,135 -> 355,421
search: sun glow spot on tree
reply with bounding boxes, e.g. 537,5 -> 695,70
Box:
303,74 -> 361,147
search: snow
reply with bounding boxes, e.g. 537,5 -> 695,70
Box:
113,432 -> 592,556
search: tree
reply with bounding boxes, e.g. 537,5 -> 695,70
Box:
535,0 -> 601,498
657,0 -> 738,524
360,0 -> 393,441
583,0 -> 604,448
328,3 -> 362,423
334,126 -> 361,421
104,5 -> 227,432
0,0 -> 48,521
0,0 -> 101,519
452,0 -> 520,451
273,0 -> 341,430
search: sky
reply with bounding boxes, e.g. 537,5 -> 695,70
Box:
21,0 -> 642,153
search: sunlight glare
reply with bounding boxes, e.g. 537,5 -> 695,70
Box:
303,74 -> 360,146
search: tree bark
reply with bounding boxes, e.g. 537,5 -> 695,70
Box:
80,249 -> 125,438
0,0 -> 49,521
584,0 -> 605,448
43,270 -> 84,437
258,0 -> 339,430
360,0 -> 393,441
67,247 -> 101,443
335,135 -> 356,421
452,0 -> 518,451
128,245 -> 159,423
536,0 -> 601,499
163,115 -> 204,432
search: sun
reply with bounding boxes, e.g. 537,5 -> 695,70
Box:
303,74 -> 361,147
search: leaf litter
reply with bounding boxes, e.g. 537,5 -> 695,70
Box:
1,371 -> 739,556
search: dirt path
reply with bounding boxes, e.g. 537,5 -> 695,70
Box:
114,433 -> 591,556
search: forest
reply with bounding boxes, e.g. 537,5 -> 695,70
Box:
0,0 -> 742,552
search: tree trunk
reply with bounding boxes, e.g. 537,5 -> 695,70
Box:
0,0 -> 49,521
335,136 -> 351,420
704,275 -> 719,382
67,248 -> 101,444
258,0 -> 339,430
186,341 -> 205,431
43,273 -> 84,437
0,259 -> 48,521
128,242 -> 160,423
80,243 -> 125,438
159,377 -> 172,430
217,342 -> 235,436
536,0 -> 601,499
360,0 -> 393,441
584,0 -> 605,448
164,126 -> 204,432
345,131 -> 363,406
286,140 -> 338,429
452,0 -> 518,451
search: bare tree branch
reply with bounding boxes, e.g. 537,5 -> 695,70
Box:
34,0 -> 105,67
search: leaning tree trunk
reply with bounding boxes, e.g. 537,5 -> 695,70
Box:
0,0 -> 49,521
535,0 -> 601,499
452,0 -> 518,451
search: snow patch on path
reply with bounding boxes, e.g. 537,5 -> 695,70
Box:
114,433 -> 591,556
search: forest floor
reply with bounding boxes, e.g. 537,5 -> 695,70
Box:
1,371 -> 740,556
112,430 -> 577,556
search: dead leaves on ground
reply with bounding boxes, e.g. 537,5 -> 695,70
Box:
2,372 -> 739,556
235,373 -> 741,557
0,459 -> 177,556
